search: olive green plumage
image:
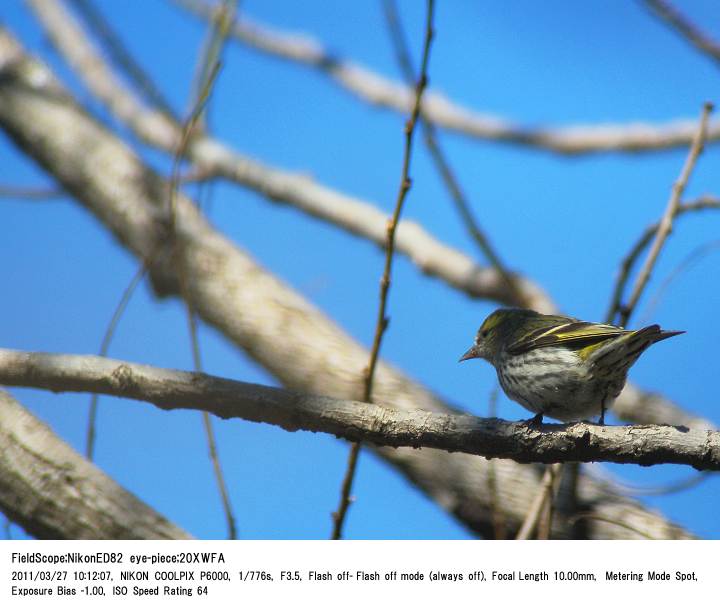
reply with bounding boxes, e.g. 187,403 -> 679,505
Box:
459,308 -> 683,424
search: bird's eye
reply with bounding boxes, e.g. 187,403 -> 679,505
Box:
480,329 -> 488,339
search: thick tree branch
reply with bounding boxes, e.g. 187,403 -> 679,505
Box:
1,350 -> 718,470
173,0 -> 720,154
0,389 -> 191,539
0,27 -> 694,539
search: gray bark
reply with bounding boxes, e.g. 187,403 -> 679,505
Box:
1,350 -> 718,470
0,390 -> 190,539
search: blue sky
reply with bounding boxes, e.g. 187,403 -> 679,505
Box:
2,1 -> 719,539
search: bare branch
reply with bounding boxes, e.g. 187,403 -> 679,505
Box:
516,465 -> 555,539
485,388 -> 506,539
606,195 -> 720,324
173,0 -> 720,154
644,0 -> 720,66
382,0 -> 525,306
86,263 -> 147,459
332,0 -> 435,541
1,350 -> 719,470
0,184 -> 64,199
593,468 -> 711,497
66,0 -> 179,119
0,389 -> 191,539
619,103 -> 712,327
640,239 -> 720,324
568,513 -> 657,540
167,0 -> 238,540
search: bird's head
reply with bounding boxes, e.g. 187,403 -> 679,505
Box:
459,308 -> 539,365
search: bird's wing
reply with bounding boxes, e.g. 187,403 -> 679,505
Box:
506,321 -> 629,356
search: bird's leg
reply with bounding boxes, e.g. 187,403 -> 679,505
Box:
525,412 -> 544,426
599,394 -> 608,426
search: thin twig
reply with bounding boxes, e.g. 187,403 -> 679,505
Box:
381,0 -> 525,307
536,463 -> 564,539
331,441 -> 361,538
82,40 -> 227,460
536,487 -> 553,539
515,467 -> 551,539
41,0 -> 238,530
643,0 -> 720,67
66,0 -> 179,119
574,104 -> 715,538
588,105 -> 714,520
86,263 -> 147,459
554,462 -> 582,538
35,0 -> 238,533
568,513 -> 656,540
485,388 -> 506,539
167,0 -> 238,540
639,239 -> 720,325
605,195 -> 720,324
516,463 -> 562,539
617,103 -> 713,327
331,0 -> 435,540
0,184 -> 64,199
188,0 -> 235,131
593,468 -> 711,497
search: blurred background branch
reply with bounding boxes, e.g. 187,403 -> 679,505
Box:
173,0 -> 720,154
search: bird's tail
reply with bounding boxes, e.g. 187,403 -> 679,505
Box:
591,324 -> 684,376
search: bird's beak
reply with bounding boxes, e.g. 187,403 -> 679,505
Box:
459,345 -> 479,362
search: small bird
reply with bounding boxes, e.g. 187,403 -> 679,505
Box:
459,308 -> 683,425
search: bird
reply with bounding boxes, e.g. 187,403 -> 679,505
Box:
459,308 -> 683,425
